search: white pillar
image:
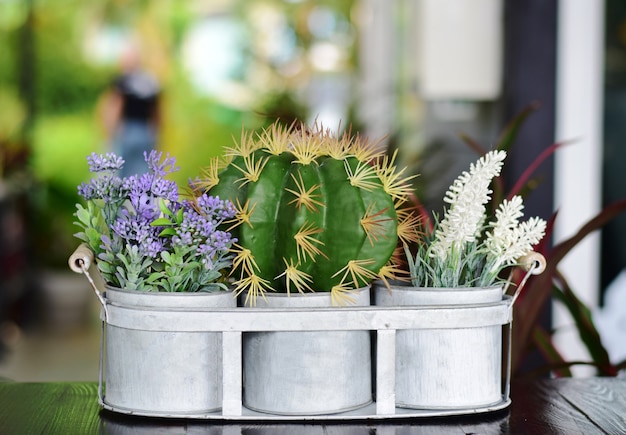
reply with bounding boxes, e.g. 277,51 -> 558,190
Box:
554,0 -> 605,376
356,0 -> 396,144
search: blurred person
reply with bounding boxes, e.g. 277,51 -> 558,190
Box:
100,44 -> 161,177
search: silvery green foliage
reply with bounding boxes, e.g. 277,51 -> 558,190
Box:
407,150 -> 546,288
74,151 -> 237,292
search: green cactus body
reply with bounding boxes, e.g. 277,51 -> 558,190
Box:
240,151 -> 293,281
203,124 -> 414,303
276,162 -> 324,279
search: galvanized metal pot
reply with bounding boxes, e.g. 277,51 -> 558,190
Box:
103,287 -> 236,415
242,287 -> 373,415
374,283 -> 504,409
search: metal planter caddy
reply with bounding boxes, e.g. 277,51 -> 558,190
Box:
69,246 -> 545,420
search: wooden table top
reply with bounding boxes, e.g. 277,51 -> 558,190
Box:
0,378 -> 624,434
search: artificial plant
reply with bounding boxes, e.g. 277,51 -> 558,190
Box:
197,121 -> 418,305
456,103 -> 626,377
74,151 -> 237,293
404,149 -> 546,289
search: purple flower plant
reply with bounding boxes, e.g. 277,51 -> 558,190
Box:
74,151 -> 237,292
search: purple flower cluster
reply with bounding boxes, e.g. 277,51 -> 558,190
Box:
109,158 -> 180,258
75,150 -> 237,292
78,151 -> 180,251
77,175 -> 125,203
78,153 -> 126,204
87,152 -> 125,173
145,151 -> 179,177
111,206 -> 165,258
173,195 -> 237,266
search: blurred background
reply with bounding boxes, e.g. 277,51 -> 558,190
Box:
0,0 -> 625,380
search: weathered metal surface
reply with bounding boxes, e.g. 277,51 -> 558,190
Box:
375,285 -> 505,409
103,302 -> 512,332
103,288 -> 236,414
241,288 -> 373,415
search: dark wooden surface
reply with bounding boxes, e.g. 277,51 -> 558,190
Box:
0,378 -> 624,434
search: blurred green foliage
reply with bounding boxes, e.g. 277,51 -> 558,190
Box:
1,0 -> 356,269
31,115 -> 97,192
36,39 -> 112,116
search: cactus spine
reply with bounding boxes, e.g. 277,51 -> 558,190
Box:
199,122 -> 417,305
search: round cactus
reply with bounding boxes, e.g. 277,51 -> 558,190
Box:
198,122 -> 418,305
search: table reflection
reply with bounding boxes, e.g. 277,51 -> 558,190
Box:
98,409 -> 512,434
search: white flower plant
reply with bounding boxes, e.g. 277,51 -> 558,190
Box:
406,150 -> 547,289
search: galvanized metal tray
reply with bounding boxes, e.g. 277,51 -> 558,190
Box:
96,301 -> 515,420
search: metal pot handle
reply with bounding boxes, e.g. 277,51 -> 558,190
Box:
507,251 -> 547,306
68,243 -> 108,321
68,243 -> 108,404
